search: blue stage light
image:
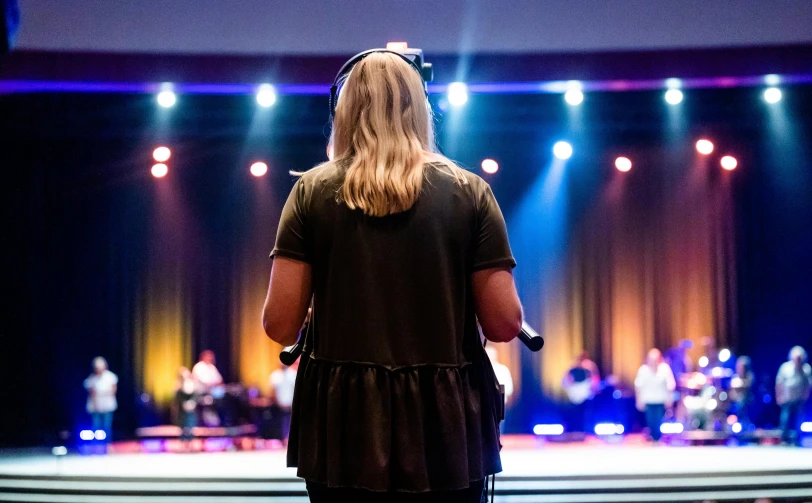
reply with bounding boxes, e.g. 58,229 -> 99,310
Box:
157,90 -> 177,108
764,87 -> 782,104
256,84 -> 277,107
665,89 -> 683,105
553,141 -> 573,160
447,82 -> 468,107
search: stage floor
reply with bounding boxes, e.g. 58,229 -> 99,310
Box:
2,436 -> 812,502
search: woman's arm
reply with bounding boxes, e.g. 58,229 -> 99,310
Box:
472,267 -> 522,343
263,257 -> 313,347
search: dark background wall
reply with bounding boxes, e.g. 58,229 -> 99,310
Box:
0,85 -> 810,446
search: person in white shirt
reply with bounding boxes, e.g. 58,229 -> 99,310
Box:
270,359 -> 299,442
635,349 -> 676,443
485,345 -> 514,433
192,350 -> 224,426
83,357 -> 118,442
776,346 -> 812,445
191,350 -> 223,392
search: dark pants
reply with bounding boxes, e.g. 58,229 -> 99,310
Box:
306,479 -> 485,503
645,404 -> 666,442
180,410 -> 197,441
780,400 -> 804,445
732,399 -> 750,428
91,412 -> 113,442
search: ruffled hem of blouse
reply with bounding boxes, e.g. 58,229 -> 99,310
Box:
287,357 -> 503,492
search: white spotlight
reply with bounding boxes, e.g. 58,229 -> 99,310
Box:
157,91 -> 177,108
696,139 -> 714,155
718,349 -> 731,363
553,141 -> 573,160
764,87 -> 782,104
51,446 -> 68,456
94,430 -> 107,441
660,422 -> 684,434
564,89 -> 584,106
594,423 -> 624,436
79,430 -> 94,441
731,422 -> 742,434
256,84 -> 277,107
698,356 -> 709,368
533,424 -> 565,436
447,82 -> 468,107
250,161 -> 268,177
721,156 -> 738,171
706,398 -> 718,411
615,157 -> 632,173
665,78 -> 682,89
481,158 -> 499,174
152,146 -> 171,162
665,89 -> 684,105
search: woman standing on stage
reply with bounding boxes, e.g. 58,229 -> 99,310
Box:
262,51 -> 522,502
635,349 -> 676,443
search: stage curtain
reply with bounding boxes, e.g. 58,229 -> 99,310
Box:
134,187 -> 193,405
230,184 -> 283,395
537,160 -> 737,395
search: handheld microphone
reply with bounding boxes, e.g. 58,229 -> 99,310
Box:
519,321 -> 544,352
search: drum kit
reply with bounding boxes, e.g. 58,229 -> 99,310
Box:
676,361 -> 743,431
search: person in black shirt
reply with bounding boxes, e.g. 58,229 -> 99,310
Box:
262,51 -> 522,502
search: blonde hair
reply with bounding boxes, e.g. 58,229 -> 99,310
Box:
329,52 -> 464,217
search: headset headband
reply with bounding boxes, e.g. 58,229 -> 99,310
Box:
329,48 -> 433,119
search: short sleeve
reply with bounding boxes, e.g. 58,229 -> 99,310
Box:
473,182 -> 516,271
111,372 -> 119,385
271,178 -> 311,263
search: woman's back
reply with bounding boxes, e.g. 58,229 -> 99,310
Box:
274,163 -> 513,367
262,50 -> 522,499
271,163 -> 514,491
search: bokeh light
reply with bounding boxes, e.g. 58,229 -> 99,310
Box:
481,158 -> 499,174
564,89 -> 584,106
157,91 -> 177,108
763,87 -> 782,104
256,84 -> 277,107
665,89 -> 684,105
721,156 -> 738,171
151,163 -> 168,178
447,82 -> 468,107
250,161 -> 268,177
553,141 -> 573,160
696,139 -> 714,155
152,146 -> 171,162
615,156 -> 632,172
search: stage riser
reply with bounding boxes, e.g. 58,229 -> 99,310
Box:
1,475 -> 811,503
2,493 -> 812,503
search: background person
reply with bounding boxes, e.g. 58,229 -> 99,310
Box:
776,346 -> 812,445
175,366 -> 200,444
729,356 -> 754,428
635,349 -> 676,443
270,359 -> 298,443
83,356 -> 118,442
192,350 -> 224,426
262,51 -> 522,502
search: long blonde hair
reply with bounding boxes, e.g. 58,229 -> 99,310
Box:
330,52 -> 463,217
